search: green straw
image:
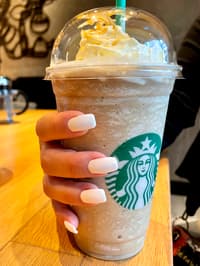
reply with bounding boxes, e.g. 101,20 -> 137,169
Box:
116,0 -> 126,30
116,0 -> 126,9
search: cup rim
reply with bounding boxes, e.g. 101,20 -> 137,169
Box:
45,62 -> 182,80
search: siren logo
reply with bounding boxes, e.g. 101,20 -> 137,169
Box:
105,133 -> 161,210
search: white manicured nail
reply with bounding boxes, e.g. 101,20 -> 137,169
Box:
88,157 -> 118,174
68,114 -> 96,132
64,221 -> 78,234
80,188 -> 106,204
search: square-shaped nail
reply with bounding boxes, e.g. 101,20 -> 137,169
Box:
68,114 -> 96,132
80,188 -> 106,204
88,157 -> 118,174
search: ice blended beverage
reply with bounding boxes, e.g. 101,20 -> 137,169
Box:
45,7 -> 180,260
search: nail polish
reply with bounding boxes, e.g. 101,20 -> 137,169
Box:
80,188 -> 106,204
64,220 -> 78,234
68,114 -> 96,132
88,157 -> 118,174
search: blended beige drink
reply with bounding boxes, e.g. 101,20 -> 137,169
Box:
46,7 -> 180,260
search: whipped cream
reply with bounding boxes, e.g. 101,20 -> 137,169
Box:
75,10 -> 167,64
45,9 -> 181,79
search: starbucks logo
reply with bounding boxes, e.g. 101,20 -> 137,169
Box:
105,133 -> 161,210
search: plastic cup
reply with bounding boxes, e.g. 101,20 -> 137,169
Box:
45,7 -> 180,260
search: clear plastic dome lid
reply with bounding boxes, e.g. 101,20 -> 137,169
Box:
46,6 -> 181,79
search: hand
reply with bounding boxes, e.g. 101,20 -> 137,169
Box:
36,110 -> 118,234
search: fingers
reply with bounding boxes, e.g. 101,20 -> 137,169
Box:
36,111 -> 96,142
52,200 -> 79,234
43,175 -> 106,206
37,110 -> 118,178
41,145 -> 118,178
37,110 -> 119,236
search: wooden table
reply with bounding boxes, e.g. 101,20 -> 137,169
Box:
0,110 -> 172,265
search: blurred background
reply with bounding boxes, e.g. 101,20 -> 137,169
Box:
0,0 -> 200,232
1,0 -> 200,79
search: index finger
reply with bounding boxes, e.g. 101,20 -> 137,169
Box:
35,110 -> 96,142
